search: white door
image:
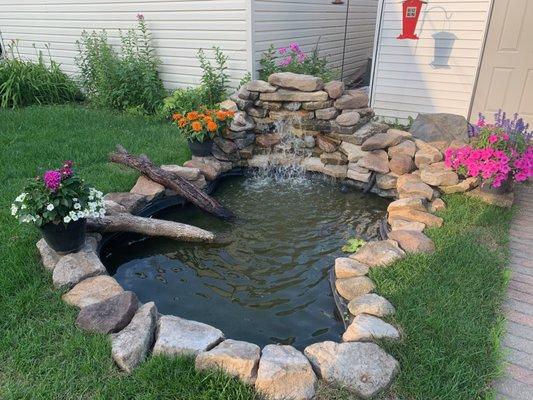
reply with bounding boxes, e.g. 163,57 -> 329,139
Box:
471,0 -> 533,124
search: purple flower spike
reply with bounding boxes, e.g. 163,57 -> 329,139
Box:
289,42 -> 301,53
43,170 -> 62,191
137,13 -> 144,20
278,47 -> 288,55
279,56 -> 292,67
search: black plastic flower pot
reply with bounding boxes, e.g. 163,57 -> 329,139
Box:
188,139 -> 213,157
41,218 -> 87,254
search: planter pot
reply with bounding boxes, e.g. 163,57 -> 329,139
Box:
41,218 -> 87,255
188,139 -> 213,157
480,178 -> 513,195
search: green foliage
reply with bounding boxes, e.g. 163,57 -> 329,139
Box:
386,116 -> 414,131
161,86 -> 208,119
258,42 -> 336,82
341,238 -> 366,253
75,16 -> 165,114
0,42 -> 82,108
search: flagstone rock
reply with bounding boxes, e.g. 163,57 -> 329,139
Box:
111,302 -> 157,373
36,238 -> 62,271
257,101 -> 282,111
389,218 -> 425,232
315,107 -> 339,120
320,164 -> 348,179
255,345 -> 316,400
334,257 -> 369,279
340,142 -> 366,162
388,208 -> 444,227
336,111 -> 360,127
348,294 -> 395,317
324,80 -> 344,99
301,100 -> 333,110
196,339 -> 260,385
334,91 -> 369,110
347,165 -> 372,182
414,148 -> 443,168
255,133 -> 281,148
376,174 -> 397,190
343,314 -> 400,342
389,230 -> 435,253
53,251 -> 107,290
130,176 -> 165,199
420,164 -> 459,186
387,197 -> 427,213
351,240 -> 405,267
269,110 -> 314,121
230,112 -> 255,132
390,155 -> 415,175
320,151 -> 347,166
335,276 -> 375,301
283,101 -> 301,111
268,72 -> 324,92
439,176 -> 479,194
63,275 -> 124,308
361,131 -> 406,151
104,192 -> 148,214
160,165 -> 201,181
304,341 -> 399,399
357,150 -> 389,174
76,291 -> 139,334
316,134 -> 339,153
153,315 -> 224,357
397,180 -> 434,200
248,154 -> 270,168
388,140 -> 417,158
246,80 -> 277,93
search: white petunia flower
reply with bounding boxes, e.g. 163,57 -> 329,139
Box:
63,216 -> 72,224
74,203 -> 81,210
11,204 -> 18,216
46,204 -> 54,211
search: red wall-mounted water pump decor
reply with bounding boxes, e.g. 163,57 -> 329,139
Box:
397,0 -> 427,40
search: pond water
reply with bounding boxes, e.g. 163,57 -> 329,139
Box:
102,173 -> 389,349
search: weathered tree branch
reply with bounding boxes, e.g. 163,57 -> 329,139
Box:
87,214 -> 216,243
109,145 -> 234,220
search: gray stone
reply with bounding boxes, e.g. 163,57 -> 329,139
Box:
212,143 -> 240,162
357,150 -> 389,174
36,238 -> 61,271
52,251 -> 107,290
130,176 -> 165,200
237,86 -> 251,100
268,72 -> 324,92
111,302 -> 158,373
269,109 -> 314,121
283,101 -> 301,111
351,240 -> 405,268
296,118 -> 332,133
196,339 -> 260,385
76,291 -> 139,334
258,101 -> 283,111
361,130 -> 407,151
255,345 -> 316,400
233,133 -> 256,150
260,89 -> 328,102
343,314 -> 400,342
335,276 -> 375,301
104,200 -> 127,215
246,106 -> 268,118
334,91 -> 369,110
304,341 -> 399,399
302,135 -> 315,148
409,113 -> 469,143
230,94 -> 254,111
301,100 -> 333,110
161,165 -> 201,181
389,230 -> 435,254
63,275 -> 124,308
376,173 -> 397,190
315,107 -> 339,120
348,293 -> 395,317
334,257 -> 369,279
330,121 -> 386,145
153,315 -> 224,357
324,80 -> 344,99
230,111 -> 255,132
246,80 -> 277,93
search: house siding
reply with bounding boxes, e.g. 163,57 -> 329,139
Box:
370,0 -> 492,121
252,0 -> 379,82
0,0 -> 250,89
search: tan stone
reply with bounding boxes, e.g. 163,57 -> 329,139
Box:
389,219 -> 425,232
161,165 -> 201,181
315,107 -> 339,120
268,72 -> 323,92
376,174 -> 397,190
397,180 -> 434,201
334,91 -> 369,109
316,134 -> 339,153
260,89 -> 328,102
340,142 -> 366,162
439,177 -> 480,194
335,112 -> 360,127
301,100 -> 333,111
347,293 -> 395,317
246,80 -> 277,93
342,314 -> 400,342
361,131 -> 406,151
347,165 -> 371,182
320,151 -> 346,166
429,198 -> 446,213
465,187 -> 514,208
388,208 -> 443,227
63,275 -> 124,308
324,80 -> 344,99
130,176 -> 165,199
357,150 -> 389,174
389,155 -> 415,175
351,240 -> 405,268
334,258 -> 369,279
388,230 -> 435,253
335,276 -> 375,301
255,133 -> 281,148
387,197 -> 427,213
420,165 -> 459,187
269,110 -> 314,121
388,140 -> 416,158
219,99 -> 238,112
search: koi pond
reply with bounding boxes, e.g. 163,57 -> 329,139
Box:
102,173 -> 389,349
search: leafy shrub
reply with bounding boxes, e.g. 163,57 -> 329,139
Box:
75,14 -> 165,114
258,41 -> 335,82
0,42 -> 82,108
162,47 -> 231,118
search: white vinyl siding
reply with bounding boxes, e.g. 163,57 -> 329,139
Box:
0,0 -> 249,89
370,0 -> 492,121
252,0 -> 379,82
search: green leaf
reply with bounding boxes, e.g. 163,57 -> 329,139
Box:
341,238 -> 366,253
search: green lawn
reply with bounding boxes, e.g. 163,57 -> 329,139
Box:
0,105 -> 511,399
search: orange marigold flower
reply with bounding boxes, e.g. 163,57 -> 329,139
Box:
191,121 -> 202,132
172,113 -> 182,121
178,118 -> 188,128
186,111 -> 199,121
207,121 -> 218,132
216,110 -> 227,121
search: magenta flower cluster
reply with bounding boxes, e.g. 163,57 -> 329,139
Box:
445,113 -> 533,188
43,160 -> 74,191
278,42 -> 306,67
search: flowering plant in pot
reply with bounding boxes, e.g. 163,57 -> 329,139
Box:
444,111 -> 532,194
11,161 -> 106,254
172,109 -> 235,157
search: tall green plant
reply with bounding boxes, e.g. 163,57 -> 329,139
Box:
0,41 -> 82,108
75,15 -> 165,114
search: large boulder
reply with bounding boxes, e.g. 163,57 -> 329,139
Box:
304,341 -> 399,399
255,345 -> 316,400
196,339 -> 260,385
111,302 -> 158,373
153,315 -> 224,357
52,251 -> 107,290
268,72 -> 324,92
343,314 -> 400,342
348,293 -> 395,317
351,240 -> 405,267
335,276 -> 375,301
75,291 -> 139,334
409,113 -> 469,143
63,275 -> 124,308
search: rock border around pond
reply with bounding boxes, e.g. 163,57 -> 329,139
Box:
34,73 -> 501,400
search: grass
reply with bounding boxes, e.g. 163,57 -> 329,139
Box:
0,105 -> 512,399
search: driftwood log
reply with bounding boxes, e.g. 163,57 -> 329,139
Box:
109,145 -> 234,220
87,214 -> 216,243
